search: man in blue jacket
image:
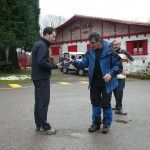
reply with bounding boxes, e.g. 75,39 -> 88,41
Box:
69,32 -> 122,134
31,27 -> 62,135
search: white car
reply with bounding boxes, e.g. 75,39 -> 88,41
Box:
59,52 -> 88,76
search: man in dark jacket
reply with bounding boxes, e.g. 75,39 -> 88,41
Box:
31,27 -> 62,135
69,32 -> 122,134
112,40 -> 135,115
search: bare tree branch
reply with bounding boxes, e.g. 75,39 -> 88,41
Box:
39,14 -> 66,34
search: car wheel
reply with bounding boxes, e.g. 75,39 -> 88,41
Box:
63,67 -> 69,74
78,69 -> 85,76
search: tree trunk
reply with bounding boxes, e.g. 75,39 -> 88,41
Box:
0,49 -> 6,60
8,47 -> 20,70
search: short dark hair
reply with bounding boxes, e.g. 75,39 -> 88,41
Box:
88,32 -> 102,42
43,27 -> 56,36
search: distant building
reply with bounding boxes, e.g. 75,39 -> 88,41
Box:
51,15 -> 150,74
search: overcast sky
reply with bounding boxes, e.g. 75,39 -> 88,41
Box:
39,0 -> 150,22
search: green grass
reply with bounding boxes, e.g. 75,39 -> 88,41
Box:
0,69 -> 31,85
0,69 -> 64,85
0,78 -> 32,85
0,69 -> 31,77
127,74 -> 150,80
142,75 -> 150,80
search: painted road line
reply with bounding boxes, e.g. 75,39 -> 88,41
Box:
57,82 -> 71,85
0,81 -> 87,90
79,78 -> 88,81
79,81 -> 88,84
0,85 -> 33,90
9,84 -> 22,88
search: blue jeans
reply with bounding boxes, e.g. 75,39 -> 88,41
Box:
90,86 -> 112,126
92,105 -> 112,126
113,79 -> 125,110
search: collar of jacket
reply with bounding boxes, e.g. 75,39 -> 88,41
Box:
40,37 -> 52,47
116,48 -> 122,53
89,40 -> 111,59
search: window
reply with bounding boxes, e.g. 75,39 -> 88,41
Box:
87,44 -> 91,51
68,45 -> 77,52
51,47 -> 59,55
126,40 -> 148,55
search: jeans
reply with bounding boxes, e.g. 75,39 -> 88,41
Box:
113,78 -> 125,110
90,86 -> 112,126
92,105 -> 112,126
33,79 -> 51,130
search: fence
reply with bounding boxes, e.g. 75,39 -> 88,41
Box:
18,58 -> 31,69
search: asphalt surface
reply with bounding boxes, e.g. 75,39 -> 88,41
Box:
0,71 -> 150,150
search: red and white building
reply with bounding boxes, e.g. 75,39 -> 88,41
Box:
51,15 -> 150,74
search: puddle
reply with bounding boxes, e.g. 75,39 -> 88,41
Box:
69,132 -> 86,138
115,119 -> 132,124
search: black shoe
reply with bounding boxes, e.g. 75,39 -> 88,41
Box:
115,110 -> 127,115
101,125 -> 110,134
88,124 -> 100,132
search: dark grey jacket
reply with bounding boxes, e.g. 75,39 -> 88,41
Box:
31,38 -> 58,81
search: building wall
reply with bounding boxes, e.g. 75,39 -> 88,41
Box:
103,22 -> 115,37
54,19 -> 150,73
107,34 -> 150,72
58,34 -> 150,73
56,20 -> 150,43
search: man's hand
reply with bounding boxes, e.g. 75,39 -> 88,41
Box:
122,70 -> 129,75
69,59 -> 74,64
57,62 -> 62,69
103,74 -> 112,82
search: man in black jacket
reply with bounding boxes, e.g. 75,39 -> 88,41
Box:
31,27 -> 62,135
112,40 -> 135,115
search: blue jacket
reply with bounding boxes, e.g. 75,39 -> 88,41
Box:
73,40 -> 122,93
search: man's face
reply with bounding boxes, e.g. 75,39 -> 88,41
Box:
112,41 -> 121,51
89,39 -> 101,49
46,31 -> 56,43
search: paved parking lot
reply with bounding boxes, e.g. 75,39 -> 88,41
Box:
0,73 -> 150,150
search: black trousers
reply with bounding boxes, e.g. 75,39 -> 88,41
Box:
113,78 -> 125,110
90,86 -> 112,108
33,79 -> 51,130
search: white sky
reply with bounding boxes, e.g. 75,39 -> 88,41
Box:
39,0 -> 150,22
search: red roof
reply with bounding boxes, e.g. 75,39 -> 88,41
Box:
56,14 -> 150,32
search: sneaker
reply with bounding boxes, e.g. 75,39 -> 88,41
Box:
35,127 -> 40,132
101,125 -> 110,134
39,127 -> 57,135
115,110 -> 127,115
88,124 -> 100,132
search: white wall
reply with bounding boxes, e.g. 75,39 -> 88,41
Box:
61,34 -> 150,73
107,34 -> 150,72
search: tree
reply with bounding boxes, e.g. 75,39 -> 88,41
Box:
39,14 -> 66,34
0,0 -> 40,69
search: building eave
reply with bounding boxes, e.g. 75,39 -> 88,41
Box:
56,14 -> 150,32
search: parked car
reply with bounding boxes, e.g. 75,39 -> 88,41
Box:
59,52 -> 88,76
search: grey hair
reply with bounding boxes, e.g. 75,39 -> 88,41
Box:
88,32 -> 102,42
112,39 -> 121,44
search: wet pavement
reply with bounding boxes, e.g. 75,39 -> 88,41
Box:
0,71 -> 150,150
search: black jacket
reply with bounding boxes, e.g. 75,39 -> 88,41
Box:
31,37 -> 58,81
